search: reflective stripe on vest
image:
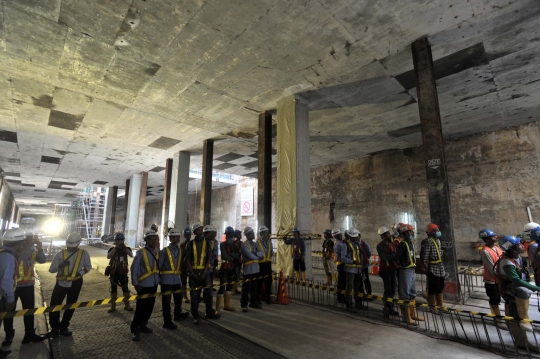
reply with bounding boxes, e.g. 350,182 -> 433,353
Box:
483,246 -> 502,282
429,238 -> 442,264
402,242 -> 416,269
243,241 -> 259,266
345,242 -> 362,268
137,248 -> 159,281
161,246 -> 181,275
192,240 -> 207,270
18,251 -> 37,283
0,249 -> 18,291
257,240 -> 272,263
56,249 -> 83,281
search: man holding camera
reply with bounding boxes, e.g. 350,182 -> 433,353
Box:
106,233 -> 133,313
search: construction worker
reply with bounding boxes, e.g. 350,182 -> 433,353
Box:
376,226 -> 398,316
218,226 -> 240,314
0,229 -> 26,358
48,233 -> 92,338
130,231 -> 160,341
422,223 -> 446,313
185,223 -> 220,324
478,228 -> 507,330
392,223 -> 402,289
496,235 -> 540,352
394,223 -> 424,325
2,231 -> 47,346
322,229 -> 337,286
203,226 -> 219,308
240,226 -> 263,312
159,228 -> 189,330
333,229 -> 345,303
233,229 -> 243,294
339,228 -> 364,312
525,222 -> 539,277
283,228 -> 306,282
150,223 -> 160,249
358,231 -> 372,298
106,232 -> 133,313
257,226 -> 274,305
180,227 -> 192,303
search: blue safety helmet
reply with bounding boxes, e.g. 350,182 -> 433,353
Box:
478,228 -> 496,239
225,226 -> 234,234
114,232 -> 125,241
183,227 -> 192,235
324,229 -> 332,235
530,226 -> 540,242
234,229 -> 242,237
292,227 -> 300,233
498,235 -> 521,252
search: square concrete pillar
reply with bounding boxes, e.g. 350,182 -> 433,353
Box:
102,187 -> 112,235
200,139 -> 213,225
125,173 -> 142,247
169,151 -> 190,230
137,171 -> 148,247
276,94 -> 312,279
160,158 -> 173,248
258,111 -> 272,230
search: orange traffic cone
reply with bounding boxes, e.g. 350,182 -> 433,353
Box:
276,271 -> 290,305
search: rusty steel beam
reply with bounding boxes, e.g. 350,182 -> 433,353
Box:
412,36 -> 460,302
258,111 -> 272,230
200,139 -> 214,225
110,185 -> 118,233
161,158 -> 173,241
123,179 -> 130,233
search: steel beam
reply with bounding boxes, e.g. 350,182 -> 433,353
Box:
258,111 -> 272,230
200,139 -> 214,225
161,158 -> 173,247
123,179 -> 130,233
412,36 -> 460,302
110,185 -> 118,233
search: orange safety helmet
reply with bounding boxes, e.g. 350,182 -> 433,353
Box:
398,223 -> 414,233
426,223 -> 439,233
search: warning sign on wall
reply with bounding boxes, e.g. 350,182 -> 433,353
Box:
241,187 -> 254,217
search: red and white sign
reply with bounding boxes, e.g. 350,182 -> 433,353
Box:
241,187 -> 254,216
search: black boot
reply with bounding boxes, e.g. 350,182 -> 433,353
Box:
22,329 -> 47,344
0,349 -> 12,359
2,329 -> 14,346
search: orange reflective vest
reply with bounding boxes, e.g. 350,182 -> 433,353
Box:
257,240 -> 272,263
56,249 -> 83,281
161,246 -> 181,275
192,240 -> 207,270
0,248 -> 17,291
18,251 -> 37,284
482,246 -> 502,283
137,248 -> 160,281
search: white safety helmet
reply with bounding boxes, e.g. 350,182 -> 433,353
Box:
203,225 -> 216,233
259,226 -> 269,234
66,232 -> 82,248
25,231 -> 35,238
244,226 -> 254,234
349,229 -> 359,238
377,226 -> 390,235
168,228 -> 181,237
192,223 -> 203,232
524,222 -> 539,240
332,228 -> 341,236
2,228 -> 26,243
144,230 -> 158,239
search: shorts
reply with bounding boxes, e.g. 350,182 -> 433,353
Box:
323,258 -> 337,274
293,258 -> 306,271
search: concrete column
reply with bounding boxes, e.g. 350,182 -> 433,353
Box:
102,187 -> 112,235
258,111 -> 272,230
169,151 -> 191,230
92,187 -> 101,238
110,185 -> 118,233
412,36 -> 460,302
125,174 -> 141,247
200,139 -> 214,225
276,94 -> 312,279
123,179 -> 130,233
161,158 -> 173,248
137,171 -> 148,247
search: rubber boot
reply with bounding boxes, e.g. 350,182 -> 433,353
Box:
435,293 -> 447,311
2,329 -> 14,346
108,292 -> 117,313
224,291 -> 235,312
428,295 -> 439,314
295,271 -> 301,282
123,291 -> 133,311
401,306 -> 417,325
301,271 -> 306,283
233,282 -> 241,295
215,295 -> 223,315
515,297 -> 533,332
410,302 -> 424,321
490,305 -> 508,331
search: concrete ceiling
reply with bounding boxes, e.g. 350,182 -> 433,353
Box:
0,0 -> 539,215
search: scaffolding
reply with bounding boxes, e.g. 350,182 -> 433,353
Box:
75,186 -> 106,243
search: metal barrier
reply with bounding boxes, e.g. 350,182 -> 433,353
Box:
274,277 -> 540,358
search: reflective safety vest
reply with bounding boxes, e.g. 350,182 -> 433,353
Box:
290,238 -> 302,256
0,249 -> 18,291
220,242 -> 236,270
482,246 -> 502,283
137,248 -> 160,281
192,240 -> 207,270
429,238 -> 442,264
257,240 -> 272,263
401,242 -> 416,269
161,246 -> 181,275
335,241 -> 342,265
56,249 -> 83,281
18,251 -> 37,284
243,241 -> 259,266
345,242 -> 362,268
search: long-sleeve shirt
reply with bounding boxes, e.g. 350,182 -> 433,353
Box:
184,236 -> 212,273
530,242 -> 539,264
49,248 -> 92,288
360,240 -> 372,269
501,256 -> 540,292
335,241 -> 344,264
376,241 -> 397,272
17,246 -> 46,288
220,241 -> 240,263
0,246 -> 16,302
241,240 -> 261,275
283,238 -> 306,259
339,240 -> 361,274
130,247 -> 160,287
158,245 -> 181,285
422,237 -> 445,278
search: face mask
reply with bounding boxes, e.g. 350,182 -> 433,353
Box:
435,231 -> 442,238
408,235 -> 414,241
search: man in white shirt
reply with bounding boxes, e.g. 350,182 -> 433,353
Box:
47,233 -> 92,338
